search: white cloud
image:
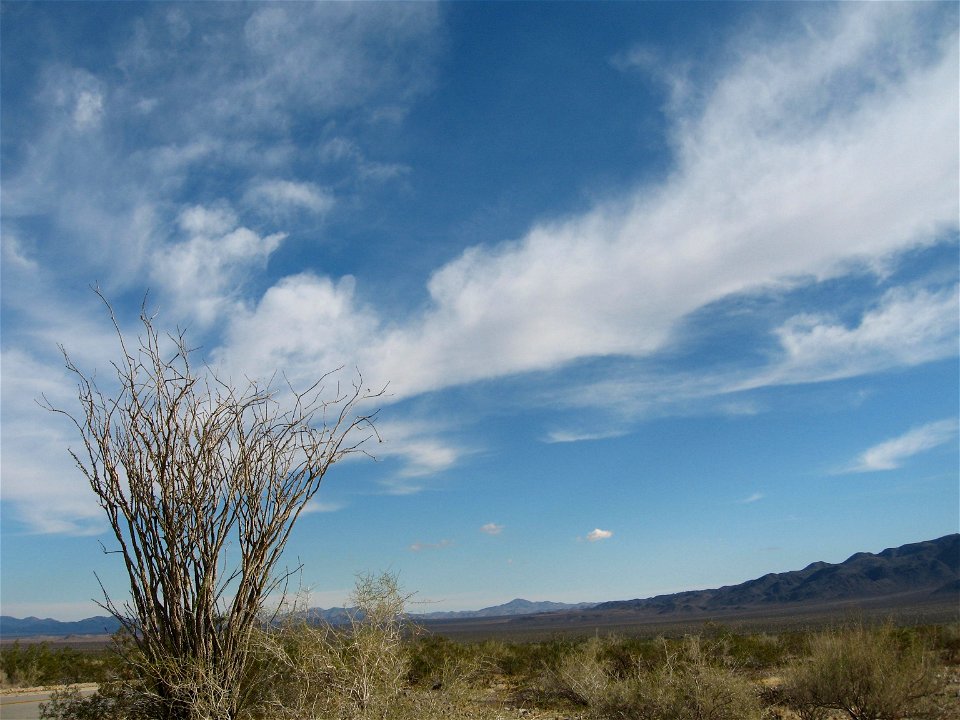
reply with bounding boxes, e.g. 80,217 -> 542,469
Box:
39,66 -> 105,131
4,3 -> 958,537
738,492 -> 764,504
1,4 -> 441,536
234,3 -> 438,126
151,205 -> 286,326
364,419 -> 466,494
586,528 -> 613,542
1,234 -> 38,271
214,273 -> 379,382
754,285 -> 959,388
302,500 -> 344,514
73,90 -> 104,130
0,349 -> 106,535
245,179 -> 334,215
178,204 -> 236,236
480,523 -> 504,535
214,3 -> 957,403
319,137 -> 410,182
544,429 -> 627,444
843,418 -> 959,473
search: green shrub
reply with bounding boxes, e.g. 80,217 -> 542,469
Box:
781,623 -> 944,720
39,682 -> 150,720
700,623 -> 789,669
546,634 -> 762,720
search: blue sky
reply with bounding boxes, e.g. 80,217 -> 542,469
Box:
1,2 -> 958,621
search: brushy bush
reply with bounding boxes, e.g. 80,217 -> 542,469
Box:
552,636 -> 614,709
473,636 -> 578,679
251,572 -> 412,719
39,683 -> 149,720
700,622 -> 790,670
546,634 -> 762,720
40,687 -> 113,720
780,622 -> 945,720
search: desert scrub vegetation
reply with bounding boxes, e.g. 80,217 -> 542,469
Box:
40,616 -> 959,719
0,641 -> 110,688
41,573 -> 498,720
544,634 -> 762,720
779,622 -> 949,720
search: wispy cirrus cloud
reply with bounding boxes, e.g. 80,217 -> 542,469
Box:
747,285 -> 959,390
213,3 -> 957,404
2,3 -> 957,538
842,419 -> 959,473
738,493 -> 764,504
302,500 -> 345,515
409,539 -> 453,552
244,179 -> 334,216
543,429 -> 627,444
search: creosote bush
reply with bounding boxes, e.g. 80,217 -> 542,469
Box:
781,623 -> 945,720
547,634 -> 762,720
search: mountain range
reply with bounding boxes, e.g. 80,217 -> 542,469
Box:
593,533 -> 958,615
2,534 -> 956,638
412,598 -> 596,620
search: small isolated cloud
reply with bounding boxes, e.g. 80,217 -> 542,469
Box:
409,539 -> 453,552
843,418 -> 959,473
586,528 -> 613,542
480,522 -> 503,535
739,492 -> 764,504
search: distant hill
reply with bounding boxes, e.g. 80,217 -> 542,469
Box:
0,614 -> 122,638
413,598 -> 596,620
296,599 -> 596,624
300,606 -> 358,625
595,534 -> 959,614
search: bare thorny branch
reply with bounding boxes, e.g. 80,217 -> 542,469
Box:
41,294 -> 384,720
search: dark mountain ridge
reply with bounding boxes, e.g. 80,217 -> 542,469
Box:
0,614 -> 122,638
594,534 -> 958,614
